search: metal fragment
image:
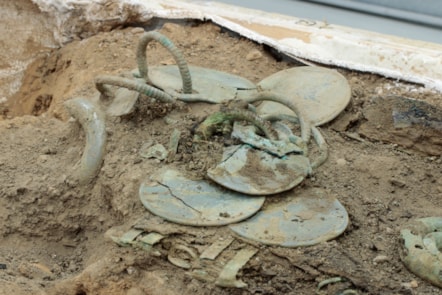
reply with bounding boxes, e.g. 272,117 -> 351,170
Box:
215,248 -> 258,288
139,232 -> 165,246
167,244 -> 198,269
231,123 -> 303,156
167,128 -> 181,162
200,237 -> 235,260
207,145 -> 310,195
112,229 -> 144,247
400,217 -> 442,288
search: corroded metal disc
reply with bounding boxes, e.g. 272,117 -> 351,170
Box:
139,169 -> 265,226
148,65 -> 256,103
207,145 -> 310,196
229,188 -> 349,247
257,66 -> 351,126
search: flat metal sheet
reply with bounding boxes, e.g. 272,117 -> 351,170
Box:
229,188 -> 349,247
139,169 -> 265,226
207,145 -> 310,195
257,66 -> 351,126
148,65 -> 256,103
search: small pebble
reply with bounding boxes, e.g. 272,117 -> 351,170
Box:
401,280 -> 418,289
336,158 -> 347,166
131,27 -> 145,34
385,227 -> 394,234
126,266 -> 137,275
373,255 -> 389,264
162,23 -> 182,33
409,280 -> 418,288
246,49 -> 263,61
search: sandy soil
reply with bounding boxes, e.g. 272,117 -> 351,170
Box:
1,2 -> 441,295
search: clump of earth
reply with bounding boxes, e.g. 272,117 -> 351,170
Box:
0,1 -> 441,294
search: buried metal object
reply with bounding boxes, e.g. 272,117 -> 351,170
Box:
207,144 -> 310,196
400,217 -> 442,288
139,169 -> 265,226
256,66 -> 351,126
93,71 -> 142,117
229,188 -> 349,247
64,97 -> 107,185
135,31 -> 257,104
231,123 -> 304,157
206,118 -> 327,195
215,248 -> 258,288
142,65 -> 257,103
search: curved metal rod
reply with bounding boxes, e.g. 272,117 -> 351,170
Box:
136,31 -> 192,94
64,98 -> 107,185
95,75 -> 175,103
239,91 -> 312,143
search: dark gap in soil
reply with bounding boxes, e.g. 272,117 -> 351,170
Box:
122,17 -> 205,32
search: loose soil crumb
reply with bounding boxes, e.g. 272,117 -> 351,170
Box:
1,2 -> 441,295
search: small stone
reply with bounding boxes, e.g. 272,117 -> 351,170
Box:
401,280 -> 419,289
409,280 -> 418,288
160,58 -> 175,65
126,266 -> 137,275
336,158 -> 347,166
131,27 -> 145,34
373,255 -> 389,264
38,154 -> 49,163
385,227 -> 394,234
162,23 -> 182,33
389,178 -> 406,188
140,143 -> 168,161
246,49 -> 263,61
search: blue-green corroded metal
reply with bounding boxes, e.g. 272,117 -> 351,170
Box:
400,217 -> 442,288
64,97 -> 107,185
229,188 -> 349,247
139,169 -> 265,226
256,66 -> 351,126
207,145 -> 311,196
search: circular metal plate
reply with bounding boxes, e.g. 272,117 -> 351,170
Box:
229,188 -> 349,247
207,145 -> 310,196
148,65 -> 257,103
257,66 -> 351,126
139,169 -> 265,226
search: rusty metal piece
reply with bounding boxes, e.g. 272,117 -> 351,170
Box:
400,217 -> 442,288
